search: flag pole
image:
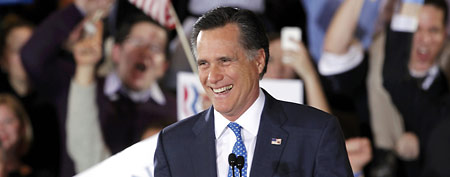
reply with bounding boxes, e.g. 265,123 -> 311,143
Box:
168,3 -> 198,74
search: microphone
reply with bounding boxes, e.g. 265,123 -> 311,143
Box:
228,153 -> 237,177
236,155 -> 245,177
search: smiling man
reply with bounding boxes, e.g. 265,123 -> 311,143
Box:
154,7 -> 352,177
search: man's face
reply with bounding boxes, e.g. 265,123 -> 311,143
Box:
113,22 -> 167,91
410,5 -> 446,73
196,23 -> 265,121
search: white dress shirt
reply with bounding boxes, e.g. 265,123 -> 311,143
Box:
214,89 -> 265,177
319,42 -> 439,91
318,42 -> 365,76
409,64 -> 439,90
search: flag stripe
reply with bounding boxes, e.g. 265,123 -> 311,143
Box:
128,0 -> 176,29
143,0 -> 152,14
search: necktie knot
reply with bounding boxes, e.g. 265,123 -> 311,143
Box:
227,122 -> 242,139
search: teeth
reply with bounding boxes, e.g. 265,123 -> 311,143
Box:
418,47 -> 428,54
213,85 -> 233,93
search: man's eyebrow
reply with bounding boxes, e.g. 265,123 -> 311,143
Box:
217,56 -> 236,61
218,56 -> 229,60
197,59 -> 207,64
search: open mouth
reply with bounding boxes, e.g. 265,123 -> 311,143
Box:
418,47 -> 428,55
212,85 -> 233,94
135,63 -> 147,72
416,46 -> 432,62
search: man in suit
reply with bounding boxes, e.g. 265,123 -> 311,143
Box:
154,7 -> 353,177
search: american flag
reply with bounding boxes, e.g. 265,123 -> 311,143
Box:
129,0 -> 176,29
271,138 -> 282,145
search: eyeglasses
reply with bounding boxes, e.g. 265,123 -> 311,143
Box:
124,37 -> 164,54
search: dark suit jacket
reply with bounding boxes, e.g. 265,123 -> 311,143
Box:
155,90 -> 353,177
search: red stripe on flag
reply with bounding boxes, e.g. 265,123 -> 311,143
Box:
143,0 -> 152,14
128,0 -> 176,29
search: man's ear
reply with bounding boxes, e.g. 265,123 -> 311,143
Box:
156,60 -> 170,79
162,60 -> 169,73
111,44 -> 121,63
255,48 -> 266,74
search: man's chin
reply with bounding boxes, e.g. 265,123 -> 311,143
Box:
211,99 -> 232,112
416,63 -> 433,71
125,82 -> 150,92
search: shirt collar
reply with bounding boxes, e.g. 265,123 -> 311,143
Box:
103,72 -> 166,104
421,64 -> 439,90
409,64 -> 439,90
214,88 -> 265,139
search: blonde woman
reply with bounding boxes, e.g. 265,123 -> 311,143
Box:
0,93 -> 33,177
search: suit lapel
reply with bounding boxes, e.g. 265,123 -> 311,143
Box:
250,90 -> 289,177
189,108 -> 218,177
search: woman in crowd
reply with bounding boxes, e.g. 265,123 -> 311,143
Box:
0,14 -> 59,177
0,93 -> 33,177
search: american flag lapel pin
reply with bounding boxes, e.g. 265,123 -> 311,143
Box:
271,138 -> 282,145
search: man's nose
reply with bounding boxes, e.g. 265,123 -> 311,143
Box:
207,65 -> 223,84
135,47 -> 154,64
421,33 -> 432,44
141,48 -> 154,61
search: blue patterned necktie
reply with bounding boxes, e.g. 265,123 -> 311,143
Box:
228,122 -> 248,177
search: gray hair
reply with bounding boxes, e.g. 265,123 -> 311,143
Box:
191,7 -> 269,79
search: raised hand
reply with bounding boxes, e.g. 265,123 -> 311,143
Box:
346,137 -> 372,173
282,40 -> 331,113
395,132 -> 420,161
282,40 -> 315,80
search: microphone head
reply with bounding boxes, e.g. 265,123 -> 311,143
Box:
236,156 -> 245,169
228,153 -> 237,166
